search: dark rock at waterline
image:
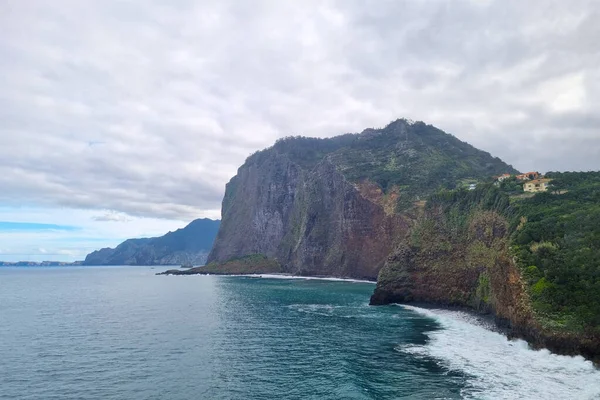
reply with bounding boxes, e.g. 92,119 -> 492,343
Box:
157,254 -> 284,276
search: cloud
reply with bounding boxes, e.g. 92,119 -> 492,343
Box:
92,210 -> 132,222
1,0 -> 599,222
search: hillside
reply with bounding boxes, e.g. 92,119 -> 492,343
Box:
207,119 -> 517,279
371,173 -> 600,362
83,218 -> 220,266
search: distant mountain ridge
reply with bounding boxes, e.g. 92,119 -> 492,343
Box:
83,218 -> 220,266
0,261 -> 83,266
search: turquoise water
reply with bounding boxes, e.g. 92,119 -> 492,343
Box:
1,267 -> 599,399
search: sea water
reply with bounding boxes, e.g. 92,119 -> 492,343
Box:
0,266 -> 598,399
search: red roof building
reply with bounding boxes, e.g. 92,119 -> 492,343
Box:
516,172 -> 539,181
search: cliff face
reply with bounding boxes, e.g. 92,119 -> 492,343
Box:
209,154 -> 408,279
208,119 -> 516,279
84,218 -> 220,266
207,152 -> 302,264
370,188 -> 600,362
370,205 -> 532,329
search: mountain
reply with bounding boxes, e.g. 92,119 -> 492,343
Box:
207,119 -> 517,279
83,218 -> 220,266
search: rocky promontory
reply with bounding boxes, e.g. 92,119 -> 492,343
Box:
157,254 -> 283,276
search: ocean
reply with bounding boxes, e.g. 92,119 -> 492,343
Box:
0,266 -> 598,399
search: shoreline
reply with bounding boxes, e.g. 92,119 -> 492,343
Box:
391,301 -> 504,334
386,300 -> 600,367
240,273 -> 375,283
157,268 -> 376,283
157,266 -> 599,366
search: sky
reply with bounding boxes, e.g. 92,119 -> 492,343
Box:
1,0 -> 599,261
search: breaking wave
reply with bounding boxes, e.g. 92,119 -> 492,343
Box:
398,305 -> 600,400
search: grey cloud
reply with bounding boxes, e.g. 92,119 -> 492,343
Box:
1,0 -> 599,220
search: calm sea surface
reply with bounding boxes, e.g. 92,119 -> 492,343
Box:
1,267 -> 599,400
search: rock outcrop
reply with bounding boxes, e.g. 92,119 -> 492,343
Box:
370,203 -> 532,324
157,254 -> 283,276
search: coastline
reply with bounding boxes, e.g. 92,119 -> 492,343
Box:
387,300 -> 600,367
158,266 -> 599,366
392,301 -> 503,333
395,303 -> 600,398
157,268 -> 376,284
234,273 -> 374,284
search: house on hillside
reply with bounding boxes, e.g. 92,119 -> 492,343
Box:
516,172 -> 540,181
523,178 -> 552,193
496,173 -> 511,182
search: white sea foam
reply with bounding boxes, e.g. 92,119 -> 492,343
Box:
244,274 -> 375,284
398,305 -> 600,400
165,272 -> 374,283
287,303 -> 341,317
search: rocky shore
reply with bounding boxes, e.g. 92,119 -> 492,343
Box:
157,254 -> 282,276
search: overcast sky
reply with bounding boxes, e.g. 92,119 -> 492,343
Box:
1,0 -> 599,261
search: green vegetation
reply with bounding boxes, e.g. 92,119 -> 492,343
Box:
377,185 -> 514,308
332,121 -> 516,210
498,176 -> 525,195
241,119 -> 600,336
246,134 -> 356,170
247,119 -> 517,212
203,254 -> 283,274
428,185 -> 513,218
417,173 -> 600,335
510,171 -> 600,333
427,173 -> 600,334
476,272 -> 491,305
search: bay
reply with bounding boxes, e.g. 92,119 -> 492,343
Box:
0,267 -> 598,399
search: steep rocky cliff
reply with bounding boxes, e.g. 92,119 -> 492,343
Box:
370,186 -> 600,362
370,189 -> 531,319
207,119 -> 516,279
84,218 -> 220,265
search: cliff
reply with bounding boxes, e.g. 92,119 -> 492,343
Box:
370,188 -> 531,317
83,218 -> 220,266
371,184 -> 600,362
208,119 -> 516,279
